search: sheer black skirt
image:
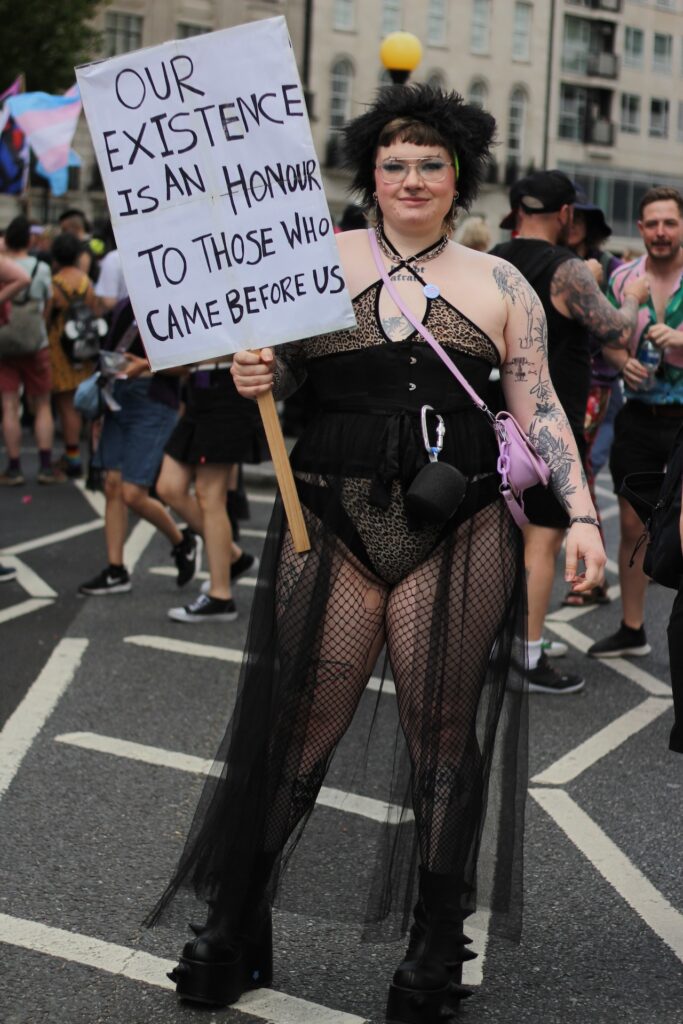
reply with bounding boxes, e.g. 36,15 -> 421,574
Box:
146,470 -> 527,942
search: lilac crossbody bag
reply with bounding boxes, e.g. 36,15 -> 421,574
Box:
368,229 -> 551,527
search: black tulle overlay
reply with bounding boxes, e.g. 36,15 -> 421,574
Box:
146,287 -> 528,946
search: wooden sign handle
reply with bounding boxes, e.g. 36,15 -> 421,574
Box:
256,390 -> 311,553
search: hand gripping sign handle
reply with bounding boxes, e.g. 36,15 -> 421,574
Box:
256,388 -> 311,554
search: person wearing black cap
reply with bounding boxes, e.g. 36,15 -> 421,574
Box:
563,198 -> 623,607
492,170 -> 649,694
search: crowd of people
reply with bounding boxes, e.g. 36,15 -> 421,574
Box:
1,82 -> 681,1024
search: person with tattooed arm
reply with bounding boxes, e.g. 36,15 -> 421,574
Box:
154,87 -> 606,1021
492,170 -> 648,693
588,187 -> 683,659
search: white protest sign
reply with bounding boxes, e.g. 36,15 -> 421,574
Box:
77,17 -> 356,370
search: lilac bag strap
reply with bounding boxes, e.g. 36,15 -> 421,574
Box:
368,228 -> 492,418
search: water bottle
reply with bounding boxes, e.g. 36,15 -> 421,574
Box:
638,336 -> 661,391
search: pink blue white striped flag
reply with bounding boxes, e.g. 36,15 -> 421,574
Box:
6,86 -> 81,194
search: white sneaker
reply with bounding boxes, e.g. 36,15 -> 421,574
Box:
541,638 -> 568,659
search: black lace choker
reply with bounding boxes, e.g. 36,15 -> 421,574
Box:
375,223 -> 449,266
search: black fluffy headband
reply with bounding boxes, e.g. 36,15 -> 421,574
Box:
342,84 -> 496,212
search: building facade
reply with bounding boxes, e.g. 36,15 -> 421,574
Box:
4,0 -> 683,249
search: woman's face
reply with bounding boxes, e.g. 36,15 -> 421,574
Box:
568,209 -> 588,249
373,140 -> 456,235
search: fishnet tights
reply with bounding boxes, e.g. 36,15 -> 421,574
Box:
263,502 -> 514,875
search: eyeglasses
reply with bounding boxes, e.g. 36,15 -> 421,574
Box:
376,158 -> 454,184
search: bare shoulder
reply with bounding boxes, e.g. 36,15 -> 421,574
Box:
487,255 -> 538,304
334,228 -> 369,260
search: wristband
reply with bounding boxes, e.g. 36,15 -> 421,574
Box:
569,516 -> 600,528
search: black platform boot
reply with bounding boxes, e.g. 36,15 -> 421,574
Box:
386,868 -> 475,1024
168,857 -> 276,1007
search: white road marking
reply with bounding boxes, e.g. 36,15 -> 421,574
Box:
543,621 -> 671,697
149,566 -> 257,587
246,491 -> 277,505
124,635 -> 396,694
124,521 -> 156,573
531,697 -> 673,785
125,634 -> 243,663
0,638 -> 88,800
73,478 -> 106,517
54,731 -> 413,825
0,598 -> 53,625
530,789 -> 683,964
462,909 -> 490,987
0,913 -> 367,1023
0,555 -> 57,598
2,520 -> 102,555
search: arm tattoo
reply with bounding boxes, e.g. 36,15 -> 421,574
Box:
550,258 -> 636,345
493,264 -> 539,349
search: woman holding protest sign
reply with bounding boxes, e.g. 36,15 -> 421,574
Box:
151,85 -> 604,1021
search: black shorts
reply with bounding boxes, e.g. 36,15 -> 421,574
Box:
524,431 -> 587,530
609,400 -> 683,494
164,368 -> 264,466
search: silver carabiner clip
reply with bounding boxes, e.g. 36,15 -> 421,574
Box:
420,404 -> 446,464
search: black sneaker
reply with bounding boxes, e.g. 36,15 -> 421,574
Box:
0,466 -> 25,486
231,551 -> 259,581
168,593 -> 238,623
79,566 -> 131,595
0,564 -> 17,583
524,653 -> 585,694
172,528 -> 203,587
587,622 -> 651,659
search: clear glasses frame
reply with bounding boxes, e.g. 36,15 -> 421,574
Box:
375,157 -> 455,184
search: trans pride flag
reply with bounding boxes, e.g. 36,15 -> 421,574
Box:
6,85 -> 82,196
0,77 -> 29,195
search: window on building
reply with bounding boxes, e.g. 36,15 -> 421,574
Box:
426,70 -> 447,90
650,98 -> 670,137
329,58 -> 354,129
562,15 -> 591,74
624,26 -> 644,69
559,84 -> 587,141
470,0 -> 492,55
653,33 -> 673,74
427,0 -> 447,46
333,0 -> 355,31
512,2 -> 532,61
103,12 -> 143,56
381,0 -> 402,35
508,87 -> 527,161
468,79 -> 488,108
620,93 -> 641,134
177,23 -> 210,38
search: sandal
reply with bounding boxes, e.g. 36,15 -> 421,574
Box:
561,584 -> 610,608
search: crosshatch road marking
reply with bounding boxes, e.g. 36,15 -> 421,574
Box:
530,789 -> 683,964
54,731 -> 415,825
0,913 -> 368,1024
531,697 -> 673,785
543,621 -> 671,697
123,635 -> 397,695
0,639 -> 88,799
1,520 -> 103,556
0,598 -> 53,625
149,566 -> 257,587
0,555 -> 57,599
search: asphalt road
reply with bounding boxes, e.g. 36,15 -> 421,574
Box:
0,449 -> 681,1024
